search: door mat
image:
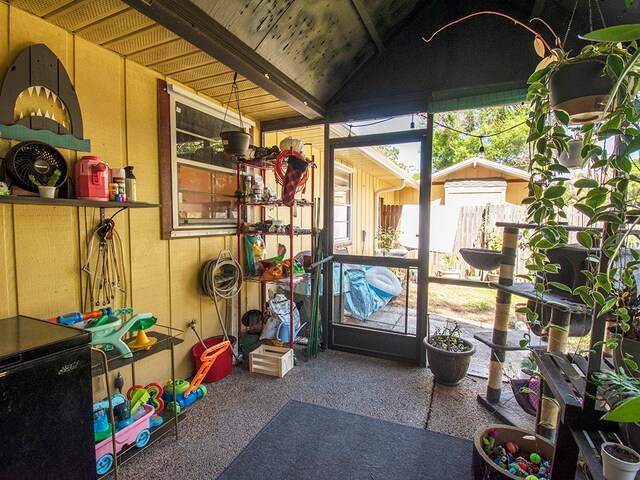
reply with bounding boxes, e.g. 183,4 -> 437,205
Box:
218,399 -> 473,479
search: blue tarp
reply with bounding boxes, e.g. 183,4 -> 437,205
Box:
341,268 -> 392,321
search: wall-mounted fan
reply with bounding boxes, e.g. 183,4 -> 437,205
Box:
4,141 -> 68,192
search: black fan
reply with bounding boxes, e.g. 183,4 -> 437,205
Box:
5,141 -> 68,192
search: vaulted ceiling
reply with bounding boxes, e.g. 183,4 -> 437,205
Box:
9,0 -> 640,127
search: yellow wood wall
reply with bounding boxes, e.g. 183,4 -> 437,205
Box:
0,6 -> 244,397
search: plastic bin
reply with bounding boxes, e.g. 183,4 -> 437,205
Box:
192,336 -> 236,383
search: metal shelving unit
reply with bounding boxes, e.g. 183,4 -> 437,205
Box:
236,154 -> 315,349
91,324 -> 184,480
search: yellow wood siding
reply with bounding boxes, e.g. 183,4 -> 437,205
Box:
0,5 -> 250,395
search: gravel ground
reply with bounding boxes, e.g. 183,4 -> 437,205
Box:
116,342 -> 528,479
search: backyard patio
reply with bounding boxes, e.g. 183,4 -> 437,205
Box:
1,1 -> 640,479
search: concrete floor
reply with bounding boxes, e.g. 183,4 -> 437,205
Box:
117,345 -> 535,479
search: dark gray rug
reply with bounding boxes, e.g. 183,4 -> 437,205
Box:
218,400 -> 474,480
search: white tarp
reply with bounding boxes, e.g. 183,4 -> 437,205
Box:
398,203 -> 460,253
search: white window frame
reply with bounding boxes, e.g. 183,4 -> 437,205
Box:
166,84 -> 255,238
334,163 -> 353,244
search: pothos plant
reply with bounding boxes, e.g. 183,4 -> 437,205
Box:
524,23 -> 640,423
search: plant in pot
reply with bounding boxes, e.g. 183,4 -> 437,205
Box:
424,322 -> 475,385
592,369 -> 640,480
438,252 -> 461,278
29,169 -> 62,198
376,226 -> 399,256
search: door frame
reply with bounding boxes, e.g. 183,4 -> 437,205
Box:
322,118 -> 434,365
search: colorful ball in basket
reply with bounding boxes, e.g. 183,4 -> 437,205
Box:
365,266 -> 402,298
192,336 -> 236,383
472,425 -> 554,480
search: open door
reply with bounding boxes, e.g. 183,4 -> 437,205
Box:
323,124 -> 433,365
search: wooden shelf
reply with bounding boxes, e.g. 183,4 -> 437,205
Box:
0,195 -> 159,209
473,330 -> 547,351
91,330 -> 184,377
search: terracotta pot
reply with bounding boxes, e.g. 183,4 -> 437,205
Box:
424,336 -> 475,385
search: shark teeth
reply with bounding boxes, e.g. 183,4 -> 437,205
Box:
16,86 -> 69,126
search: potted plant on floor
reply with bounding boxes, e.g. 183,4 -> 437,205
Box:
376,226 -> 399,256
424,322 -> 475,385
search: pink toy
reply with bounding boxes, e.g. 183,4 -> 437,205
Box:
94,404 -> 154,475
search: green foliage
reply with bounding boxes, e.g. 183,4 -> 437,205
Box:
29,169 -> 61,187
376,227 -> 399,254
430,322 -> 473,352
526,25 -> 640,423
593,369 -> 640,423
431,105 -> 530,171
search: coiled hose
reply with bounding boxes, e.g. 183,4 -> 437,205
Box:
199,250 -> 243,362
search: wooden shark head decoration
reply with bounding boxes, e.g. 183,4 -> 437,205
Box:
0,44 -> 90,151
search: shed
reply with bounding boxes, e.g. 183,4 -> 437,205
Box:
431,156 -> 529,206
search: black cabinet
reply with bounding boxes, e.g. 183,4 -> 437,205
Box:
0,316 -> 94,480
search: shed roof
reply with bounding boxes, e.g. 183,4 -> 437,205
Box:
432,157 -> 530,182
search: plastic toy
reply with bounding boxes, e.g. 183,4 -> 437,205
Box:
126,382 -> 164,414
94,403 -> 154,475
82,309 -> 156,359
126,315 -> 158,352
47,307 -> 112,325
162,340 -> 230,413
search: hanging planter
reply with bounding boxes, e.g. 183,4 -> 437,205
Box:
220,130 -> 250,157
220,72 -> 250,158
558,139 -> 587,168
549,58 -> 613,125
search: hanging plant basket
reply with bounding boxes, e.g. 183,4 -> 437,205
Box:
220,72 -> 250,158
220,130 -> 250,157
558,139 -> 587,169
549,58 -> 613,125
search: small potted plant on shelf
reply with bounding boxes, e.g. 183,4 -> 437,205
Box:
29,169 -> 62,199
423,322 -> 475,385
592,369 -> 640,480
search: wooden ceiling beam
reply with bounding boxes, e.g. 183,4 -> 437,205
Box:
123,0 -> 325,119
350,0 -> 384,53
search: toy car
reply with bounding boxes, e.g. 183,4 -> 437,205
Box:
162,379 -> 207,414
94,403 -> 154,475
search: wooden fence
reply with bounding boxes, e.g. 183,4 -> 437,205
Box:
432,204 -> 591,277
381,204 -> 402,231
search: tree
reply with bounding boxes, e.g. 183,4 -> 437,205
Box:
427,104 -> 530,171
